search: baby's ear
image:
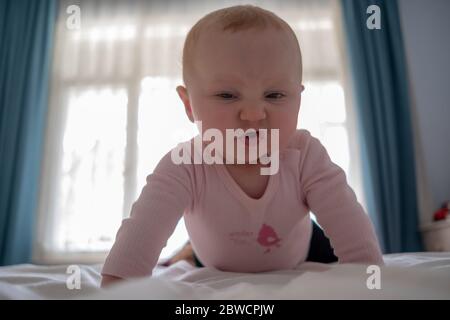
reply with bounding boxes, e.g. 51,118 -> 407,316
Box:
176,85 -> 194,123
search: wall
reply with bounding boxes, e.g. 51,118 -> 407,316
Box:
398,0 -> 450,224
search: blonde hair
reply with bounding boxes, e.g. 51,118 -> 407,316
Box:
181,5 -> 302,85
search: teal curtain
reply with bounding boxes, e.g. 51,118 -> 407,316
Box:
0,0 -> 58,265
341,0 -> 423,252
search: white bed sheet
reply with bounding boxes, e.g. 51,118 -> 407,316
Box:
0,252 -> 449,299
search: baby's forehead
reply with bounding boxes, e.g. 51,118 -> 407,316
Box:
206,73 -> 299,88
186,29 -> 301,84
200,28 -> 298,59
182,6 -> 302,85
193,26 -> 299,64
199,23 -> 294,45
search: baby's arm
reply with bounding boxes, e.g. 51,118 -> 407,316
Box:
299,132 -> 384,265
100,151 -> 194,283
100,274 -> 122,288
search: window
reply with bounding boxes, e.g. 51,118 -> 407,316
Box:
35,0 -> 364,264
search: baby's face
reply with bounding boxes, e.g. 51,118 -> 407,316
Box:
178,27 -> 303,163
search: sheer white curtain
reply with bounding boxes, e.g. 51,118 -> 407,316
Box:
35,0 -> 362,264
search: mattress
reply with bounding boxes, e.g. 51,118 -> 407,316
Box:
0,252 -> 449,299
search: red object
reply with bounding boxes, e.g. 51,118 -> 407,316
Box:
257,223 -> 282,253
433,207 -> 449,221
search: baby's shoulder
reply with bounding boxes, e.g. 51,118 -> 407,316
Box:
286,129 -> 317,152
284,129 -> 330,170
153,138 -> 198,176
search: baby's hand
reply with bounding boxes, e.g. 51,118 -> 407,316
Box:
100,274 -> 123,288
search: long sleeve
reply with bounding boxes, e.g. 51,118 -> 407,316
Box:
298,132 -> 384,265
101,151 -> 194,279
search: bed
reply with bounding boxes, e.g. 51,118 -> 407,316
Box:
0,252 -> 449,299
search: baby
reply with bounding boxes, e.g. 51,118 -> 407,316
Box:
101,5 -> 383,287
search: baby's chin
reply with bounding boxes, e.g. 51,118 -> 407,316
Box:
221,142 -> 282,166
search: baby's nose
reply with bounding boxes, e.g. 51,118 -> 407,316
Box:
239,105 -> 267,122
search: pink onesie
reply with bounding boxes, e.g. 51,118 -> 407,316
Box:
101,129 -> 383,279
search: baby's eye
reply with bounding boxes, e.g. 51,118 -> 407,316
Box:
266,92 -> 285,99
215,93 -> 236,100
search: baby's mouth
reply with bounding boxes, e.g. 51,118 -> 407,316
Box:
238,129 -> 263,146
245,131 -> 258,145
